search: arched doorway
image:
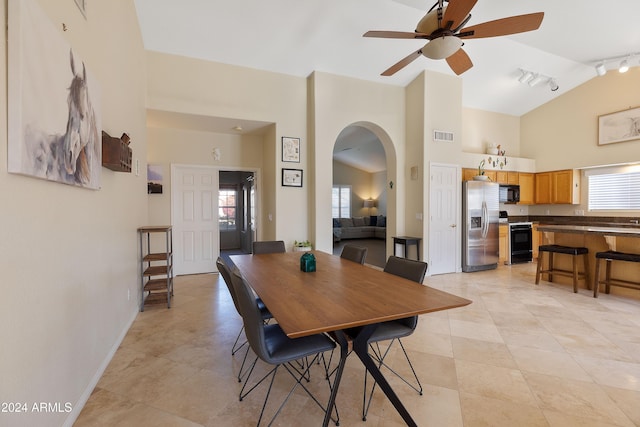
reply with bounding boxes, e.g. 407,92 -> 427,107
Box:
331,123 -> 393,268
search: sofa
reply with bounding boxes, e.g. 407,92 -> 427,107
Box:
333,215 -> 386,242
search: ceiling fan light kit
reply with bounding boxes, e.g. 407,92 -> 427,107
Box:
422,36 -> 463,59
364,0 -> 544,76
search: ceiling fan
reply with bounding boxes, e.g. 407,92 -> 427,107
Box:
364,0 -> 544,75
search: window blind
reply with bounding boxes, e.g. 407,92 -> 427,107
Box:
588,171 -> 640,210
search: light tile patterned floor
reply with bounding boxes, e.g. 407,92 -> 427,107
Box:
75,263 -> 640,426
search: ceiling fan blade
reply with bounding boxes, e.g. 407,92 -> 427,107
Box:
442,0 -> 477,30
458,12 -> 544,39
381,49 -> 423,76
446,48 -> 473,75
363,30 -> 430,39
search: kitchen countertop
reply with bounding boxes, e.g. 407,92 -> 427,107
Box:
537,224 -> 640,238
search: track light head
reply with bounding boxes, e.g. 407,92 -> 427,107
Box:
548,79 -> 559,91
518,70 -> 533,83
619,59 -> 629,73
528,74 -> 544,87
595,62 -> 606,76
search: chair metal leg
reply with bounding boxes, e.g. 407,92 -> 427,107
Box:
232,325 -> 247,355
239,353 -> 339,427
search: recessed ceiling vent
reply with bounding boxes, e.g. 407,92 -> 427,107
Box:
433,130 -> 454,142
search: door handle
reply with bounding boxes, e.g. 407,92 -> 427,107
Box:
450,224 -> 457,228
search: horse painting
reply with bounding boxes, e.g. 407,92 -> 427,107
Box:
23,50 -> 100,187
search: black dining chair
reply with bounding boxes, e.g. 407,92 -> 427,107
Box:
230,268 -> 339,426
340,244 -> 368,265
216,257 -> 272,383
252,240 -> 286,254
359,255 -> 427,421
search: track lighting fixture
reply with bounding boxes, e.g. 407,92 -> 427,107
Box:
619,59 -> 629,73
593,52 -> 638,76
527,74 -> 544,87
517,68 -> 558,92
518,70 -> 534,83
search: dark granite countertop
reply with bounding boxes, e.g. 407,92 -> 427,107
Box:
514,215 -> 640,228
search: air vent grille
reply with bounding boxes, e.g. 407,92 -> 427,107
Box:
433,130 -> 454,142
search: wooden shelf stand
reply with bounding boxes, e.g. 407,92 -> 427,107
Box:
138,226 -> 173,311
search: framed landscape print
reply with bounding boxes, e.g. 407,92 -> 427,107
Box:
598,107 -> 640,145
282,137 -> 300,162
282,168 -> 303,187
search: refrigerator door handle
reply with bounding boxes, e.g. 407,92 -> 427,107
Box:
481,201 -> 488,238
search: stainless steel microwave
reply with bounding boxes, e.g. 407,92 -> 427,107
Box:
499,184 -> 520,204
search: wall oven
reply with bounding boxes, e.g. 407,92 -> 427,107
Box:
508,222 -> 533,264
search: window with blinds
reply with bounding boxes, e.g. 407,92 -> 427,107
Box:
332,185 -> 351,218
588,169 -> 640,210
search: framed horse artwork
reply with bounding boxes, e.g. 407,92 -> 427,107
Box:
8,0 -> 102,190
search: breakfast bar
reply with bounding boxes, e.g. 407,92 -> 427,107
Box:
536,224 -> 640,297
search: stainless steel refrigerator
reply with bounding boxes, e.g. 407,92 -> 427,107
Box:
462,180 -> 499,272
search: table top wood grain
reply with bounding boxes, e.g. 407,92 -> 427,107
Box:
230,251 -> 471,339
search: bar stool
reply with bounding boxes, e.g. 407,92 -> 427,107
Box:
535,244 -> 589,293
593,251 -> 640,298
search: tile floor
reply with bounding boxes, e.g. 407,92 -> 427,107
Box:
75,262 -> 640,426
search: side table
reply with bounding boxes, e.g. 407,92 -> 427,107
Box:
392,236 -> 422,261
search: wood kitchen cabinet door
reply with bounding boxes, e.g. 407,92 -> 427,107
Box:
499,224 -> 508,264
535,172 -> 552,204
553,169 -> 578,204
518,173 -> 535,205
462,168 -> 476,181
507,172 -> 519,184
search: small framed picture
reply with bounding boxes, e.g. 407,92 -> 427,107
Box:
282,168 -> 303,187
282,136 -> 300,162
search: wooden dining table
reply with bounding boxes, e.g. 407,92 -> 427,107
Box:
230,250 -> 472,427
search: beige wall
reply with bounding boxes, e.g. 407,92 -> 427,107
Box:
522,69 -> 640,216
522,70 -> 640,171
146,52 -> 307,246
309,72 -> 405,255
146,126 -> 266,234
462,108 -> 521,156
332,161 -> 385,218
372,170 -> 388,215
1,1 -> 147,425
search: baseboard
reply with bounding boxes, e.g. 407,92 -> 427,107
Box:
62,307 -> 138,427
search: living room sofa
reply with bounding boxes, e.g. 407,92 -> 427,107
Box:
333,215 -> 386,242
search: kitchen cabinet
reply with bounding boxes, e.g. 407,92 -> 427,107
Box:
532,223 -> 540,259
518,173 -> 535,205
462,168 -> 496,182
499,224 -> 508,265
535,169 -> 580,204
462,168 -> 476,181
497,171 -> 520,185
507,172 -> 519,184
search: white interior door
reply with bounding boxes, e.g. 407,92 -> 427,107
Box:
171,165 -> 219,275
429,163 -> 459,275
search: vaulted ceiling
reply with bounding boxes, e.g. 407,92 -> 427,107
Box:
135,0 -> 640,117
136,0 -> 640,172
